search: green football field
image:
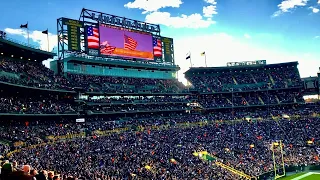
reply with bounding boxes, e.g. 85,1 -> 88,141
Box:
280,172 -> 320,180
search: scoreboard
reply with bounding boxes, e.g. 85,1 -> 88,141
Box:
62,18 -> 83,52
161,37 -> 174,64
57,9 -> 176,65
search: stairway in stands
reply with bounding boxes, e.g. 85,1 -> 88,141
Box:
258,96 -> 265,105
268,74 -> 275,85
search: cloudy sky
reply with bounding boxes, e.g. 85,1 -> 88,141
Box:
1,0 -> 320,83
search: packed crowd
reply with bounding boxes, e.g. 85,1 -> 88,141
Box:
0,106 -> 319,179
87,103 -> 191,114
0,58 -> 184,93
68,73 -> 183,93
0,95 -> 76,114
187,66 -> 302,93
198,90 -> 304,108
0,58 -> 73,91
87,96 -> 191,104
0,89 -> 304,115
0,92 -> 194,115
0,54 -> 317,180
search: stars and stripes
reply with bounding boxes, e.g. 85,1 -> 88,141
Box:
87,26 -> 99,49
124,35 -> 138,50
153,37 -> 162,57
101,46 -> 116,54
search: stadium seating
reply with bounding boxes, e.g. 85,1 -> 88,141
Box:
1,40 -> 320,180
186,63 -> 302,93
0,95 -> 76,114
1,107 -> 320,179
0,58 -> 184,93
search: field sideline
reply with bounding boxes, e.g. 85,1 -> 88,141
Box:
280,172 -> 320,180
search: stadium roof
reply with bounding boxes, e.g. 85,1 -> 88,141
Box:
184,61 -> 298,75
0,37 -> 55,61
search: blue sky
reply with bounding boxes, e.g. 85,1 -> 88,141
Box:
1,0 -> 320,83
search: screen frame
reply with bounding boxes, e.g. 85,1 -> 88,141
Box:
98,24 -> 155,61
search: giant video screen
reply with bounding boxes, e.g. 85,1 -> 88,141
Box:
98,25 -> 154,60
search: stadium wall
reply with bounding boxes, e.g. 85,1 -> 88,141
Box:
66,62 -> 176,79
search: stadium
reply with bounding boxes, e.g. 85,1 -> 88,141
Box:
0,7 -> 320,180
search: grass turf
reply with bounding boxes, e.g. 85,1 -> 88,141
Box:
300,174 -> 320,180
279,173 -> 320,180
279,173 -> 305,180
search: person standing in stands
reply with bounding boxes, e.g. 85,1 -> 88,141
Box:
30,169 -> 38,180
22,165 -> 30,175
48,172 -> 54,180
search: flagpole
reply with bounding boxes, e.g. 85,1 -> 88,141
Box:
47,30 -> 49,52
189,51 -> 192,68
205,53 -> 207,67
27,23 -> 29,46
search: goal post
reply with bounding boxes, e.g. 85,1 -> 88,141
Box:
272,140 -> 286,179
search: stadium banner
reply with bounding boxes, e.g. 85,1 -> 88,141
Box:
98,24 -> 154,60
62,18 -> 83,52
161,37 -> 174,64
153,36 -> 163,62
85,25 -> 100,56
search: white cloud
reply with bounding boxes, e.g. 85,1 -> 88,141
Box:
145,11 -> 215,28
126,0 -> 218,29
124,0 -> 183,14
272,0 -> 309,17
314,36 -> 320,38
204,0 -> 217,4
203,5 -> 218,18
173,33 -> 319,84
244,33 -> 251,39
203,0 -> 218,18
4,28 -> 57,52
309,6 -> 319,13
278,0 -> 309,12
318,0 -> 320,4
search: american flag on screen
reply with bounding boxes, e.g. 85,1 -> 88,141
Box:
87,26 -> 99,49
124,35 -> 138,50
101,45 -> 116,54
153,37 -> 162,57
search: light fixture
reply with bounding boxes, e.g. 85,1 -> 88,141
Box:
11,55 -> 13,57
0,53 -> 3,55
